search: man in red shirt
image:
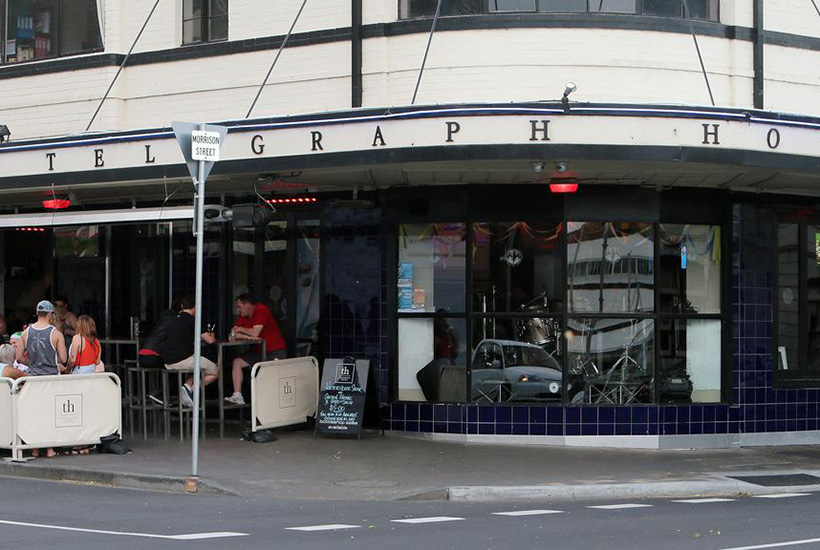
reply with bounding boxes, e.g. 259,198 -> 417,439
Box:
225,293 -> 287,405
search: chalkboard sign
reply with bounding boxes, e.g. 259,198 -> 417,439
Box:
316,357 -> 370,437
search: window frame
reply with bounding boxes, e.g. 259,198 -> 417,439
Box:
773,216 -> 820,388
400,0 -> 719,21
182,0 -> 229,47
393,212 -> 730,406
0,0 -> 103,65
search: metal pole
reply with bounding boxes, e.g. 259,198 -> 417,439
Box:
245,0 -> 308,118
191,123 -> 206,477
681,0 -> 716,107
86,0 -> 162,132
411,0 -> 443,105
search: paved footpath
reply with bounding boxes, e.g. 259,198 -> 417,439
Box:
2,430 -> 820,501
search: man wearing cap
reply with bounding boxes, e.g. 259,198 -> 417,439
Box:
16,301 -> 68,377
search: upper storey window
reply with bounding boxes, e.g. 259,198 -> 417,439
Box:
0,0 -> 103,64
182,0 -> 228,45
400,0 -> 718,21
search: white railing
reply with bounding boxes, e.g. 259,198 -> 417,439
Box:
0,373 -> 122,460
251,357 -> 319,432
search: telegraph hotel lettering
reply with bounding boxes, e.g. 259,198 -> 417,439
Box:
8,115 -> 814,178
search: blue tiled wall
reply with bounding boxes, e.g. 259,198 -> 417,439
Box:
380,203 -> 820,439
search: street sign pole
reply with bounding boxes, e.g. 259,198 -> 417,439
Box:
191,122 -> 206,477
172,121 -> 227,482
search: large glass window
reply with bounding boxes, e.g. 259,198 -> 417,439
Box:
396,215 -> 724,404
2,0 -> 102,64
405,0 -> 717,19
567,221 -> 654,314
775,219 -> 820,384
182,0 -> 228,45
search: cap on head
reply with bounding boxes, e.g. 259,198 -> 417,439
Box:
36,300 -> 55,314
10,332 -> 22,342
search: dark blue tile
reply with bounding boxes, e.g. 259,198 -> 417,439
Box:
479,406 -> 494,423
495,406 -> 512,423
405,421 -> 419,432
467,406 -> 478,423
547,407 -> 563,424
496,423 -> 512,435
598,423 -> 615,436
581,423 -> 597,436
690,405 -> 703,423
616,408 -> 631,424
632,407 -> 648,423
702,422 -> 715,434
582,407 -> 598,424
615,423 -> 631,435
420,405 -> 433,422
531,407 -> 546,424
513,406 -> 529,424
391,420 -> 405,431
716,422 -> 728,434
547,423 -> 563,436
703,406 -> 716,422
434,405 -> 448,422
632,423 -> 648,435
467,423 -> 478,434
531,423 -> 547,436
447,404 -> 462,422
598,407 -> 615,423
391,403 -> 405,420
447,422 -> 463,434
663,423 -> 678,435
420,421 -> 433,432
478,423 -> 495,435
565,407 -> 581,424
513,423 -> 529,435
566,424 -> 581,436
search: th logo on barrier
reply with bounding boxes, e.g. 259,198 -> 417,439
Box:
55,394 -> 83,428
279,377 -> 296,409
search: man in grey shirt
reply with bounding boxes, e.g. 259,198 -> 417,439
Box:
17,300 -> 68,376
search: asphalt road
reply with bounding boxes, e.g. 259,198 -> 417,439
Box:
0,477 -> 818,550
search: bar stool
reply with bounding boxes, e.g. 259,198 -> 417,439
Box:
125,361 -> 166,440
158,367 -> 207,442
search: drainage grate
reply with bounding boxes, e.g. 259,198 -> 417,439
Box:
730,474 -> 820,487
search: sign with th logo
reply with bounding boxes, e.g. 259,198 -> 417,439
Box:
279,376 -> 296,409
55,394 -> 82,428
335,360 -> 356,385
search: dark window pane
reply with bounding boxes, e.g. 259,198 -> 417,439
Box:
7,0 -> 58,61
659,224 -> 721,314
399,317 -> 467,402
685,0 -> 717,20
471,319 -> 563,403
806,225 -> 820,372
59,0 -> 103,55
472,221 -> 563,313
295,221 -> 320,357
567,318 -> 655,404
659,318 -> 720,403
588,0 -> 637,13
209,15 -> 228,41
183,0 -> 205,19
489,0 -> 536,11
398,223 -> 467,313
777,223 -> 799,372
567,221 -> 654,314
641,0 -> 680,16
538,0 -> 587,12
210,0 -> 229,16
182,18 -> 203,44
405,0 -> 483,17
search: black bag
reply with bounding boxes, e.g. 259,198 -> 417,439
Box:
241,429 -> 277,443
99,433 -> 131,455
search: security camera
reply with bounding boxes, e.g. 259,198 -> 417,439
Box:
555,161 -> 569,173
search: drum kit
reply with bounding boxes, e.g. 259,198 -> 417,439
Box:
515,292 -> 561,358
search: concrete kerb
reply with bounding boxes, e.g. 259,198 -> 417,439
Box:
446,478 -> 820,502
0,462 -> 239,496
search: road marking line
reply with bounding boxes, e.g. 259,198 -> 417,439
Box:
0,519 -> 248,540
587,504 -> 654,510
753,493 -> 811,499
720,536 -> 820,550
285,524 -> 361,532
391,517 -> 465,524
671,498 -> 735,504
492,510 -> 564,517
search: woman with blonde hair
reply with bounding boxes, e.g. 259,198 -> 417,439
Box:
67,315 -> 101,374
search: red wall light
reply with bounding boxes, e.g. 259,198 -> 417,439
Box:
549,182 -> 579,194
43,198 -> 71,209
266,197 -> 318,205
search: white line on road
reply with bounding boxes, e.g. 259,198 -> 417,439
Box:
720,536 -> 820,550
671,498 -> 735,504
391,517 -> 466,524
753,493 -> 811,499
0,519 -> 248,540
285,524 -> 361,532
587,504 -> 654,510
492,510 -> 565,517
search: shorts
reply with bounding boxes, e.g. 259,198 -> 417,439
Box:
164,355 -> 218,376
238,348 -> 286,367
139,354 -> 165,369
72,365 -> 96,375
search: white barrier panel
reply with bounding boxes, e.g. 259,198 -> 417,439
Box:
251,357 -> 319,432
0,378 -> 13,447
14,373 -> 121,450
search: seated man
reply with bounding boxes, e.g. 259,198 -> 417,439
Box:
0,340 -> 25,379
225,293 -> 287,405
54,296 -> 78,338
159,295 -> 218,408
